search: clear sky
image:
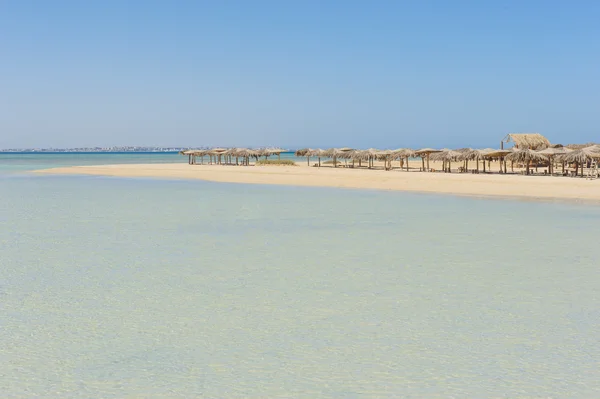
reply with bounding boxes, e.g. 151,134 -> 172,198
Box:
1,1 -> 599,149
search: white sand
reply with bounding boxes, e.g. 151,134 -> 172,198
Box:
34,162 -> 600,202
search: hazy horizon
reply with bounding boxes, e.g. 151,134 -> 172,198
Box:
2,1 -> 598,149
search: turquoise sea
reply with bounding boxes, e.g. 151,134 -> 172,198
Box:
1,153 -> 599,398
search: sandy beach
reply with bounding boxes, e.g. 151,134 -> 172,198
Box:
34,162 -> 600,202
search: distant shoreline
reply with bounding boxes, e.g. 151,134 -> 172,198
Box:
33,162 -> 600,204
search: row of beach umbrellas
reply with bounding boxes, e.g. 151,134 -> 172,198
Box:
180,147 -> 286,165
295,145 -> 600,175
180,145 -> 600,175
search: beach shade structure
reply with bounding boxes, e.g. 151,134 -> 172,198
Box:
223,148 -> 241,165
454,148 -> 473,172
181,149 -> 210,164
208,148 -> 228,164
501,133 -> 551,150
309,148 -> 326,167
415,148 -> 442,171
241,149 -> 260,165
537,147 -> 573,175
226,148 -> 258,165
374,150 -> 394,170
295,148 -> 314,165
391,148 -> 416,171
265,147 -> 286,160
346,149 -> 368,168
430,149 -> 462,172
557,146 -> 600,177
462,148 -> 495,173
363,148 -> 383,169
482,149 -> 512,173
180,149 -> 197,164
565,142 -> 600,150
322,147 -> 354,168
505,148 -> 548,175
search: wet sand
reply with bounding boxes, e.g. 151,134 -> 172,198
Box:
34,162 -> 600,202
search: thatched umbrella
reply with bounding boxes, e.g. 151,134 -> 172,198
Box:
208,148 -> 228,164
462,148 -> 495,173
363,148 -> 382,169
537,147 -> 572,175
180,149 -> 198,164
322,147 -> 353,168
265,147 -> 286,160
295,148 -> 313,166
181,149 -> 210,165
430,149 -> 462,172
374,150 -> 394,170
558,146 -> 600,177
415,148 -> 442,171
483,149 -> 512,173
505,149 -> 548,175
309,149 -> 325,167
234,148 -> 259,165
391,148 -> 415,171
453,148 -> 472,172
565,142 -> 600,150
346,149 -> 366,168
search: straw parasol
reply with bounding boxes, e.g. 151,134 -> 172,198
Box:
310,148 -> 326,167
374,150 -> 394,170
264,147 -> 286,159
460,148 -> 495,172
537,147 -> 573,175
430,149 -> 462,172
481,149 -> 512,173
391,148 -> 415,171
295,148 -> 313,165
565,142 -> 600,150
558,146 -> 600,176
181,149 -> 211,164
322,147 -> 354,167
505,148 -> 548,175
415,148 -> 442,171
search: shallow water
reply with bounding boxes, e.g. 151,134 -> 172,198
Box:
0,152 -> 301,173
1,157 -> 600,398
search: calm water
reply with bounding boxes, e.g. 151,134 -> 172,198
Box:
0,152 -> 301,173
1,154 -> 599,398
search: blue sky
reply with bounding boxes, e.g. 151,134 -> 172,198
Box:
1,1 -> 598,149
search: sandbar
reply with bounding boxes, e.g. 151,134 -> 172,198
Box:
35,163 -> 600,202
34,162 -> 600,202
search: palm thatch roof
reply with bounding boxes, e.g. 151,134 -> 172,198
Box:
415,148 -> 442,155
484,149 -> 512,159
461,148 -> 495,160
559,146 -> 600,163
235,148 -> 260,157
430,149 -> 462,162
565,142 -> 600,150
455,148 -> 472,154
391,148 -> 415,158
502,133 -> 550,150
322,147 -> 354,157
537,147 -> 572,156
374,150 -> 393,161
264,147 -> 286,155
295,148 -> 312,157
505,148 -> 549,163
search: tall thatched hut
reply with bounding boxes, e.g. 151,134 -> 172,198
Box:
501,133 -> 550,150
